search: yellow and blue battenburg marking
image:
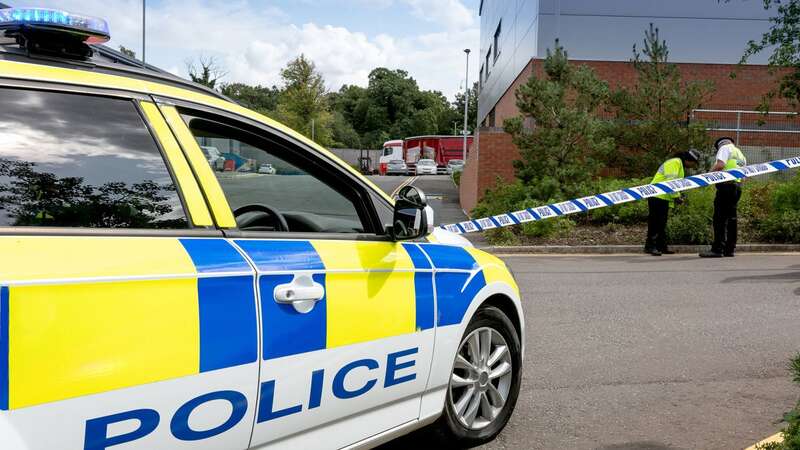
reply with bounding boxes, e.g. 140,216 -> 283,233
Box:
417,244 -> 487,326
0,237 -> 258,411
0,237 -> 503,410
233,240 -> 438,360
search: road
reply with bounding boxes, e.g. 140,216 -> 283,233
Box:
370,175 -> 800,450
367,174 -> 469,228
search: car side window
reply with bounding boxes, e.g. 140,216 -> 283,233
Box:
182,114 -> 369,234
0,88 -> 189,229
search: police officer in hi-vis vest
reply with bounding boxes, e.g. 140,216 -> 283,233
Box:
700,137 -> 747,258
645,149 -> 701,256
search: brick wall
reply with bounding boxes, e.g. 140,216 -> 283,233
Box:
460,130 -> 519,212
463,58 -> 792,213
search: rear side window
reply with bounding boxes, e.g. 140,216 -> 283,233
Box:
0,88 -> 188,229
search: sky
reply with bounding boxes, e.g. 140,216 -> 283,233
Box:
19,0 -> 481,100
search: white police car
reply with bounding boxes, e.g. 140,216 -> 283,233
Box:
0,8 -> 524,450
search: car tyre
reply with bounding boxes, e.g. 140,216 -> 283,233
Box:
429,306 -> 522,449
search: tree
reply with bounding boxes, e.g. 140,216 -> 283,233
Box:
118,45 -> 136,59
739,0 -> 800,111
329,68 -> 459,148
609,24 -> 713,176
276,55 -> 333,145
220,83 -> 280,113
452,82 -> 479,133
505,42 -> 615,201
186,55 -> 226,90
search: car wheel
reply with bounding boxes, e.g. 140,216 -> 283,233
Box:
430,306 -> 522,448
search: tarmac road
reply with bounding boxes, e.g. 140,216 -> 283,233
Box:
369,175 -> 800,450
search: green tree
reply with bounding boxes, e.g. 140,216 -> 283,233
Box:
186,55 -> 226,90
329,68 -> 458,148
505,42 -> 615,201
609,24 -> 713,176
276,54 -> 333,145
118,45 -> 136,59
220,83 -> 280,114
739,0 -> 800,112
330,111 -> 362,148
452,81 -> 479,133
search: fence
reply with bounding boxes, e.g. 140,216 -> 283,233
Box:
691,109 -> 800,180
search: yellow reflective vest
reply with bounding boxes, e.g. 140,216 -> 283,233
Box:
722,145 -> 747,183
651,157 -> 684,206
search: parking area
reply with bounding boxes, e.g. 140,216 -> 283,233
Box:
370,175 -> 800,450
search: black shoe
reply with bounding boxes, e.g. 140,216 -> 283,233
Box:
660,249 -> 676,255
699,250 -> 723,258
649,249 -> 662,256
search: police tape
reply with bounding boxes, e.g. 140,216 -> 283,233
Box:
440,157 -> 800,235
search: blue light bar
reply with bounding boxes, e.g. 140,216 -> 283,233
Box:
0,8 -> 110,43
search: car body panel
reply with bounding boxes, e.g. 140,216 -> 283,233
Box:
0,237 -> 260,450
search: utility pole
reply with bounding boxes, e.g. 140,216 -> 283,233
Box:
142,0 -> 146,67
462,48 -> 471,162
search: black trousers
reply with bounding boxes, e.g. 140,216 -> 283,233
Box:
712,183 -> 742,254
645,198 -> 670,251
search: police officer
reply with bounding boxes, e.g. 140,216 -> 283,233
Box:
645,149 -> 701,256
700,137 -> 747,258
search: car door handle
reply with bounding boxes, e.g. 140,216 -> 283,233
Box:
274,274 -> 325,314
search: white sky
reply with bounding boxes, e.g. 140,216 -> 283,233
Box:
19,0 -> 482,100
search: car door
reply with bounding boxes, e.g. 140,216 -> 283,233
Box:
163,103 -> 436,449
0,86 -> 260,450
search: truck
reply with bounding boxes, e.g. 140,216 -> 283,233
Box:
378,140 -> 404,175
403,135 -> 473,174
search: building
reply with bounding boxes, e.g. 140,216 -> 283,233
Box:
461,0 -> 797,211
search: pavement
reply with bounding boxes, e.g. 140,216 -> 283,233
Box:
368,174 -> 800,450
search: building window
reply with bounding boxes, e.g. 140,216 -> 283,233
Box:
493,21 -> 502,63
479,65 -> 484,88
485,48 -> 491,78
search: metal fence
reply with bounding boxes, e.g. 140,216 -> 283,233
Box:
692,109 -> 800,180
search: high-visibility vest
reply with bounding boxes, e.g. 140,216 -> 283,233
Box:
722,144 -> 747,183
651,157 -> 684,205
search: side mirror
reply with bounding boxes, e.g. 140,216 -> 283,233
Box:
391,185 -> 430,241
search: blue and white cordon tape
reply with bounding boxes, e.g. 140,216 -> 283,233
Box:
440,157 -> 800,234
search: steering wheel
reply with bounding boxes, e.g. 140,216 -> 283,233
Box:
233,204 -> 290,232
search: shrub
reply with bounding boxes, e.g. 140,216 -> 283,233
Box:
586,177 -> 650,225
758,353 -> 800,450
666,188 -> 715,244
751,175 -> 800,243
473,180 -> 576,243
452,171 -> 461,187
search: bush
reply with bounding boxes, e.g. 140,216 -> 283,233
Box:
472,173 -> 800,245
452,171 -> 462,186
758,353 -> 800,450
586,177 -> 650,225
473,180 -> 576,243
666,187 -> 715,244
750,175 -> 800,243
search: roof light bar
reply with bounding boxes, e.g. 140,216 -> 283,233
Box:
0,7 -> 110,44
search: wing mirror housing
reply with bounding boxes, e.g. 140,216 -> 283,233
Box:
390,185 -> 432,241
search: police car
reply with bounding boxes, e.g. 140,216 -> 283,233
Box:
0,8 -> 523,450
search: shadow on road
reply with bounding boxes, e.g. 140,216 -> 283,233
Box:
595,442 -> 677,450
722,270 -> 800,295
